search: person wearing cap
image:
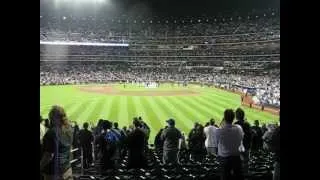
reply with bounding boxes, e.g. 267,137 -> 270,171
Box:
160,119 -> 182,164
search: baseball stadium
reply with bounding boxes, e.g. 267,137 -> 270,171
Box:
40,0 -> 280,180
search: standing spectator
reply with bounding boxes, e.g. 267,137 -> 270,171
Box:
44,118 -> 51,129
110,122 -> 122,168
189,124 -> 206,162
215,109 -> 244,180
96,120 -> 117,171
234,108 -> 252,175
262,124 -> 276,151
127,119 -> 147,168
161,119 -> 182,164
72,122 -> 81,158
270,122 -> 280,180
40,105 -> 74,180
261,123 -> 267,135
251,120 -> 263,152
188,122 -> 199,143
40,116 -> 46,152
79,122 -> 94,169
204,119 -> 218,156
154,128 -> 164,152
139,116 -> 151,144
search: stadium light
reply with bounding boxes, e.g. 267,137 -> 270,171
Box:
40,16 -> 42,18
206,19 -> 209,22
166,20 -> 168,23
256,15 -> 258,18
264,14 -> 266,17
230,17 -> 232,21
142,20 -> 145,23
272,12 -> 275,16
198,19 -> 201,22
150,20 -> 153,23
174,20 -> 177,23
134,20 -> 136,23
62,16 -> 66,20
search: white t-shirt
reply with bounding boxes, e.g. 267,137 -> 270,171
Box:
203,125 -> 218,148
215,124 -> 244,157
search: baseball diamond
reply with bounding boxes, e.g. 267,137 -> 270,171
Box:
40,83 -> 278,143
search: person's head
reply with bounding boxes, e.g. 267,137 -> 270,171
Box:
102,120 -> 112,130
254,120 -> 259,127
40,115 -> 43,124
166,119 -> 175,127
138,116 -> 142,121
235,108 -> 245,121
194,122 -> 199,129
114,122 -> 119,129
97,119 -> 103,127
123,126 -> 127,131
83,122 -> 89,130
48,105 -> 68,127
133,119 -> 142,128
224,109 -> 235,124
205,122 -> 210,127
210,118 -> 215,126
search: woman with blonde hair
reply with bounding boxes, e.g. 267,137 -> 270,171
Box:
40,105 -> 74,180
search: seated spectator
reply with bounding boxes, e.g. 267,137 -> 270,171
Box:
204,119 -> 218,156
126,119 -> 147,168
251,120 -> 263,152
40,105 -> 74,180
189,124 -> 206,162
161,119 -> 182,164
215,109 -> 244,180
79,122 -> 94,169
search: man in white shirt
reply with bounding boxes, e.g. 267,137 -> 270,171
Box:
215,109 -> 244,180
40,116 -> 46,144
203,119 -> 218,156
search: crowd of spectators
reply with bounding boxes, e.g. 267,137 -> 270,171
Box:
40,106 -> 280,180
40,12 -> 279,43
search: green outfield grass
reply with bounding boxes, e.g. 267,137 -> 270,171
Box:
40,84 -> 279,143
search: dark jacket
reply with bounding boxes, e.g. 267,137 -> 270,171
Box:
127,128 -> 147,168
235,120 -> 252,151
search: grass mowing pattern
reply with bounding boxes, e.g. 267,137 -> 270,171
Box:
40,84 -> 279,143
